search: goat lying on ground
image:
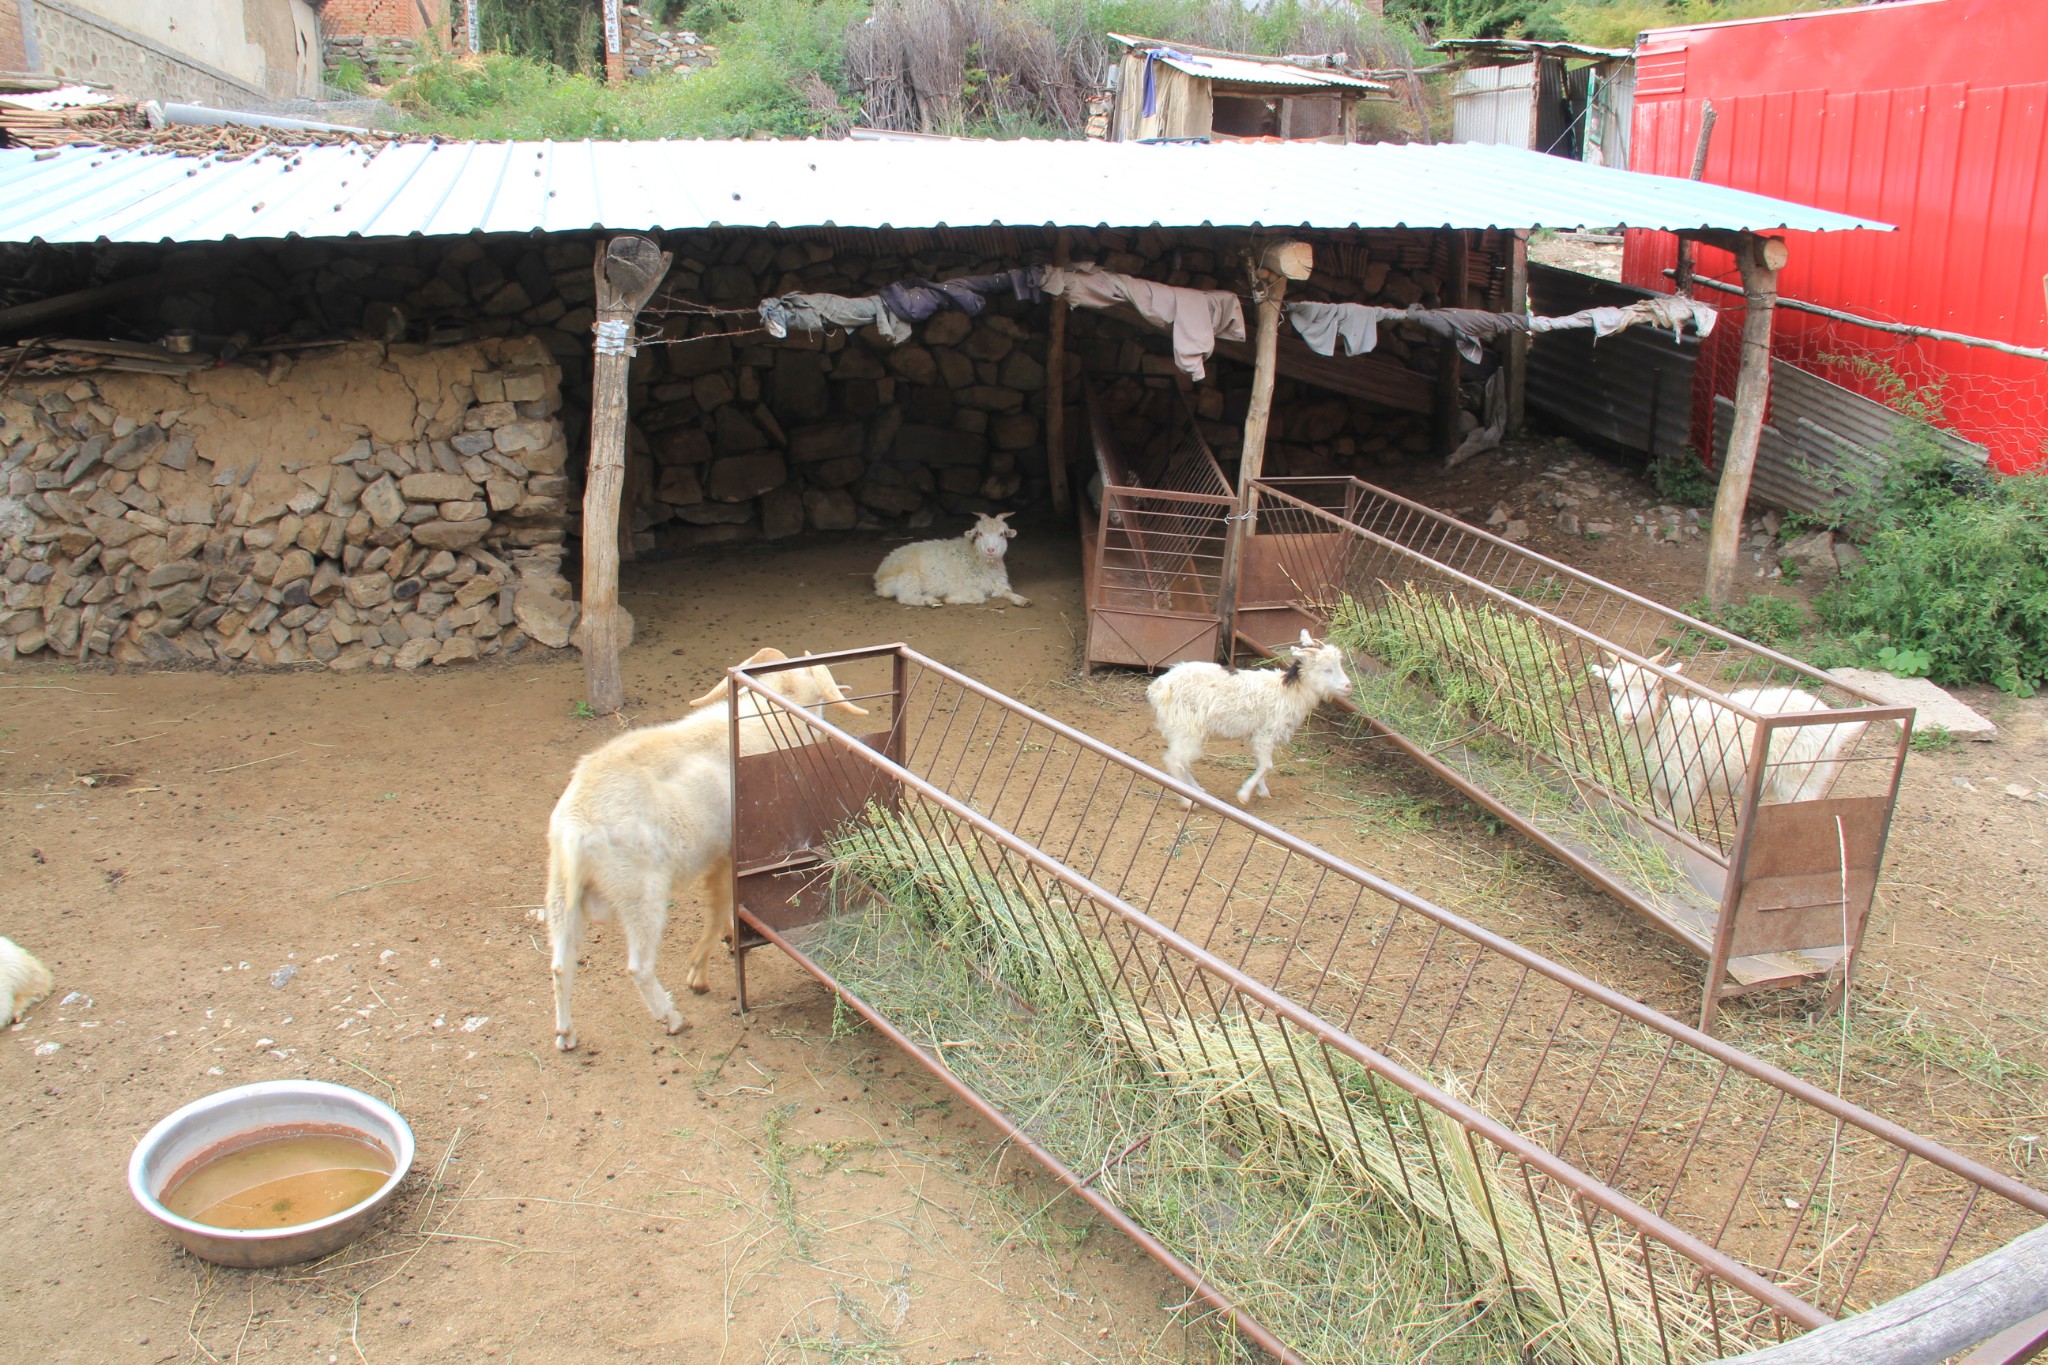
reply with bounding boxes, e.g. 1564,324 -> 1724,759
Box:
1,936 -> 52,1023
1149,630 -> 1354,807
540,648 -> 867,1051
873,511 -> 1030,608
1587,649 -> 1870,829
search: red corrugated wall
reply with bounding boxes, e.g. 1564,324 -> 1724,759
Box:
1622,0 -> 2048,472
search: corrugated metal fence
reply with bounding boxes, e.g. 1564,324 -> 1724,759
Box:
1528,264 -> 1982,514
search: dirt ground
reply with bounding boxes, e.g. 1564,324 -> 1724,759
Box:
6,442 -> 2047,1364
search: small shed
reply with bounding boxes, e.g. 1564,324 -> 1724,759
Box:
1441,38 -> 1635,169
1103,34 -> 1391,143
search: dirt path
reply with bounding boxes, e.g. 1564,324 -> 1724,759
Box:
5,456 -> 2045,1363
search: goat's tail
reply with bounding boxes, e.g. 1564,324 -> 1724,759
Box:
541,824 -> 583,928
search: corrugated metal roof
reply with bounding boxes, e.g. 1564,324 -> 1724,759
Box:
0,138 -> 1890,244
1434,38 -> 1635,62
1154,51 -> 1387,90
1108,33 -> 1389,91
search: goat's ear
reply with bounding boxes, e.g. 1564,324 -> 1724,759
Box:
1668,661 -> 1686,676
1649,647 -> 1674,665
1601,649 -> 1620,666
688,678 -> 730,707
1586,664 -> 1607,684
827,695 -> 871,717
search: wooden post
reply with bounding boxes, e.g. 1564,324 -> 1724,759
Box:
1433,228 -> 1470,456
1217,240 -> 1310,659
1675,102 -> 1718,295
1709,1222 -> 2048,1365
582,234 -> 670,715
1703,233 -> 1785,606
1506,228 -> 1529,434
1044,230 -> 1071,518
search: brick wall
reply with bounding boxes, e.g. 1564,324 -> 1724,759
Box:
318,0 -> 444,41
0,0 -> 30,71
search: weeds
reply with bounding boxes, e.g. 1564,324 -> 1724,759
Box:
571,699 -> 596,720
1908,726 -> 1954,754
1685,593 -> 1809,650
1647,447 -> 1716,507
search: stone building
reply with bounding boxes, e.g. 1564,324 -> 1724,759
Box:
8,0 -> 326,106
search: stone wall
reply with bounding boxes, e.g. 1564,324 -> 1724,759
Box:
0,338 -> 576,671
67,224 -> 1495,568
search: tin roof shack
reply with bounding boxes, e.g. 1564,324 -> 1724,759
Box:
1625,0 -> 2048,473
0,138 -> 1880,688
1440,39 -> 1635,169
1104,35 -> 1391,143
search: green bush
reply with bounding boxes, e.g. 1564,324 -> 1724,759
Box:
1685,593 -> 1809,650
327,58 -> 370,95
1816,441 -> 2048,696
1647,447 -> 1715,507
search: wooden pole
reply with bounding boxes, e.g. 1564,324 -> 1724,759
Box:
1044,230 -> 1072,519
582,234 -> 670,715
1217,240 -> 1309,659
1703,233 -> 1785,606
1709,1222 -> 2048,1365
1433,229 -> 1470,456
1506,228 -> 1529,434
1675,102 -> 1718,296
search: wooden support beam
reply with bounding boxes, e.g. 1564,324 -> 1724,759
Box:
1505,229 -> 1529,434
582,234 -> 671,716
1044,230 -> 1071,519
1433,229 -> 1470,457
0,263 -> 226,337
1217,240 -> 1306,659
1710,1222 -> 2048,1365
1703,233 -> 1781,606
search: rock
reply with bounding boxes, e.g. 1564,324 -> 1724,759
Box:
1584,520 -> 1615,535
345,572 -> 395,609
361,475 -> 406,528
399,472 -> 479,503
895,424 -> 986,467
656,466 -> 704,505
1826,669 -> 1998,741
570,604 -> 632,653
932,347 -> 975,390
787,419 -> 866,463
433,636 -> 481,665
923,312 -> 971,347
961,385 -> 1023,413
272,549 -> 315,587
990,412 -> 1038,450
1486,504 -> 1511,528
485,477 -> 522,513
803,487 -> 858,531
144,563 -> 204,589
493,421 -> 555,456
887,347 -> 937,385
439,499 -> 489,522
513,589 -> 578,649
713,406 -> 767,454
516,435 -> 569,475
857,477 -> 924,517
1555,511 -> 1580,536
411,519 -> 491,551
1779,529 -> 1838,582
707,452 -> 786,502
810,455 -> 865,489
962,327 -> 1013,362
392,636 -> 438,671
465,401 -> 518,430
997,351 -> 1045,391
770,351 -> 829,422
760,485 -> 804,539
1503,519 -> 1530,542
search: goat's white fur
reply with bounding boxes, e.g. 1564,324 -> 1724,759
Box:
873,512 -> 1030,608
1149,630 -> 1353,806
540,648 -> 866,1051
1587,649 -> 1869,825
1,936 -> 53,1024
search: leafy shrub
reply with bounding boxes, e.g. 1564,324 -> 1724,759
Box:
1816,440 -> 2048,696
1647,447 -> 1715,507
1685,593 -> 1809,650
327,58 -> 370,95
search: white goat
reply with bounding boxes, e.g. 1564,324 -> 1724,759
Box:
874,511 -> 1031,608
540,648 -> 867,1051
2,936 -> 53,1024
1149,630 -> 1354,807
1587,649 -> 1869,826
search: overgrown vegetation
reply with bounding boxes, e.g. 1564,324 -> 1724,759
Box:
812,804 -> 1725,1365
1647,447 -> 1716,507
1813,435 -> 2048,696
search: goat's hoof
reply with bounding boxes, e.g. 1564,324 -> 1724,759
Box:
686,978 -> 710,995
1012,596 -> 1032,607
663,1013 -> 687,1035
1176,796 -> 1195,811
555,1031 -> 577,1052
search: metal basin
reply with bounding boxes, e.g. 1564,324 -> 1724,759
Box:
128,1080 -> 414,1268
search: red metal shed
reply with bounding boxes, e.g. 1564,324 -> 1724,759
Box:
1624,0 -> 2048,472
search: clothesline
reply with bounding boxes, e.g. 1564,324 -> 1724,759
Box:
744,262 -> 1717,380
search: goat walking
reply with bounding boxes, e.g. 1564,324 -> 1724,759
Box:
540,649 -> 866,1051
1149,631 -> 1353,807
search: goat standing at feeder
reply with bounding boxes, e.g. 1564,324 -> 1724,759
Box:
1587,649 -> 1870,827
1149,631 -> 1353,807
1,936 -> 53,1023
873,512 -> 1031,608
540,649 -> 867,1051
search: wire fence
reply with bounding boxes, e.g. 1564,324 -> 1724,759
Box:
723,644 -> 2046,1365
